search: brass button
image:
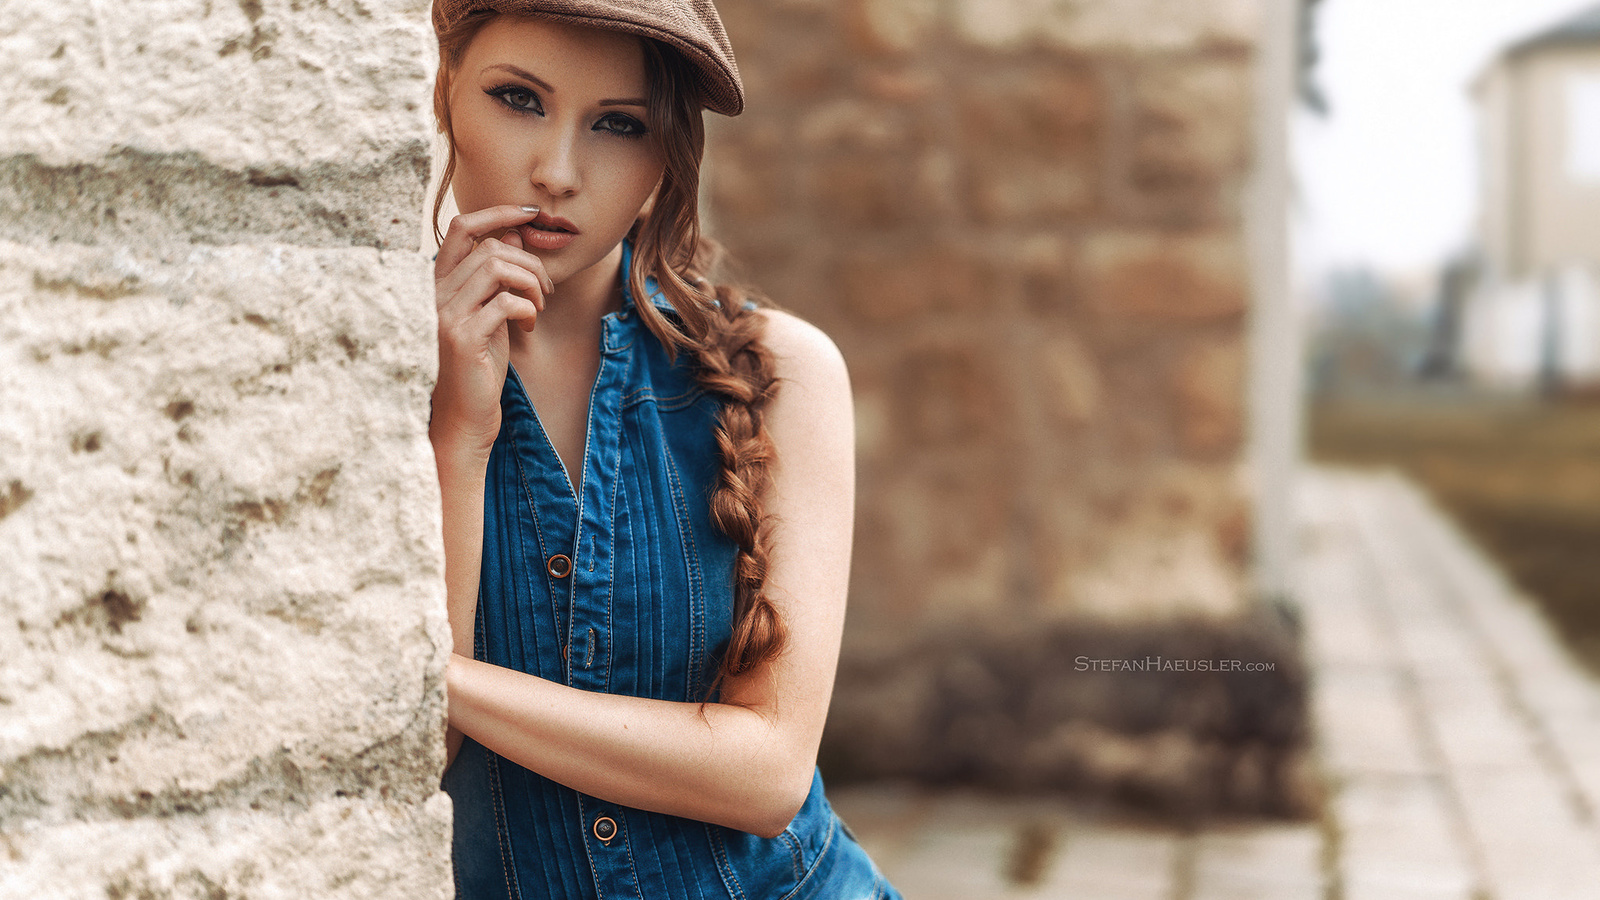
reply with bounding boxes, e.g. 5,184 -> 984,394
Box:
560,643 -> 568,661
593,816 -> 617,842
547,554 -> 573,578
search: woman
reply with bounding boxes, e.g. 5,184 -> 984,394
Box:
428,1 -> 900,897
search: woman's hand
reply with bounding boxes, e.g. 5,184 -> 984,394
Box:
430,205 -> 556,458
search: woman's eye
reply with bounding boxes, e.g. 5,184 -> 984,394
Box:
595,113 -> 647,138
488,86 -> 542,115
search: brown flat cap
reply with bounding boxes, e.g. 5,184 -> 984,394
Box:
432,0 -> 745,116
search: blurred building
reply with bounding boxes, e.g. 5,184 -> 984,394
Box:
1309,266 -> 1434,395
1467,3 -> 1600,392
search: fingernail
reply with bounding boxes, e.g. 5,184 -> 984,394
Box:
520,205 -> 540,215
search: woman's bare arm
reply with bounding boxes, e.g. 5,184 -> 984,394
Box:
432,206 -> 553,767
445,308 -> 855,838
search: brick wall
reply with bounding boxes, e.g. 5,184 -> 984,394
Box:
709,0 -> 1314,816
0,1 -> 453,895
709,0 -> 1261,633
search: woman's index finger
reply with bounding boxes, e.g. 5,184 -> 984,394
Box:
436,205 -> 542,276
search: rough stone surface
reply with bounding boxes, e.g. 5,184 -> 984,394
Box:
0,243 -> 449,897
3,795 -> 453,900
0,148 -> 430,251
0,0 -> 433,170
1,0 -> 448,894
0,0 -> 431,251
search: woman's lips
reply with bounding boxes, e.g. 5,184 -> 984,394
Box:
516,213 -> 578,251
529,211 -> 577,234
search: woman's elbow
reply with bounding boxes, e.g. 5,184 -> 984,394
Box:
743,763 -> 814,839
746,802 -> 801,840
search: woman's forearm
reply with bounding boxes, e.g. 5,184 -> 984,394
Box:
433,433 -> 492,770
446,654 -> 814,838
433,433 -> 490,660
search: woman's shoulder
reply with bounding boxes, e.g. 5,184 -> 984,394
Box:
754,308 -> 849,393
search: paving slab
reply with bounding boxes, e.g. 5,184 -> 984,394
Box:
1188,824 -> 1324,900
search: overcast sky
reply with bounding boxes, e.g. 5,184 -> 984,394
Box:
1292,0 -> 1600,284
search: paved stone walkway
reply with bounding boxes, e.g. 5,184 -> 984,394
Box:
831,466 -> 1600,899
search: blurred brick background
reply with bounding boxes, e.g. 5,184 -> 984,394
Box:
709,0 -> 1260,634
704,0 -> 1313,818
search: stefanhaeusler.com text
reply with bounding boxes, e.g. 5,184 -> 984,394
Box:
1074,656 -> 1277,673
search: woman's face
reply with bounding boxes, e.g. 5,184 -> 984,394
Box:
446,16 -> 664,287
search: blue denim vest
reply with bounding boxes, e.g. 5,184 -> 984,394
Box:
444,244 -> 898,900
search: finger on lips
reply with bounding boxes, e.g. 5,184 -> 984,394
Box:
437,221 -> 554,316
438,205 -> 542,274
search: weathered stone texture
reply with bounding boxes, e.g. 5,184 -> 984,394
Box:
0,0 -> 432,169
0,243 -> 449,897
0,0 -> 431,250
0,148 -> 430,250
3,794 -> 453,899
1,0 -> 448,894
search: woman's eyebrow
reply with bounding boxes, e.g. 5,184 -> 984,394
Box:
484,64 -> 555,93
483,63 -> 645,108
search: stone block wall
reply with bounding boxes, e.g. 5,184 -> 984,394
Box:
709,0 -> 1260,633
0,2 -> 453,896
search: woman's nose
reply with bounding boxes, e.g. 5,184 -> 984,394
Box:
530,126 -> 581,197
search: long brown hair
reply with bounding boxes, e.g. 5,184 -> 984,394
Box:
432,14 -> 786,699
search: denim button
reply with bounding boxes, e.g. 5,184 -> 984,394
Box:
593,816 -> 617,842
547,554 -> 573,578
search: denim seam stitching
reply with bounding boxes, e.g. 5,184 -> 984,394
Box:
704,825 -> 748,900
660,434 -> 705,698
615,814 -> 644,900
601,432 -> 622,690
484,751 -> 525,900
778,813 -> 837,900
508,434 -> 563,673
569,345 -> 612,688
622,386 -> 706,411
778,829 -> 804,883
577,796 -> 606,900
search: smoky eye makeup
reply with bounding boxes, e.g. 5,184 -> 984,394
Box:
481,80 -> 649,139
486,84 -> 543,115
595,112 -> 649,139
